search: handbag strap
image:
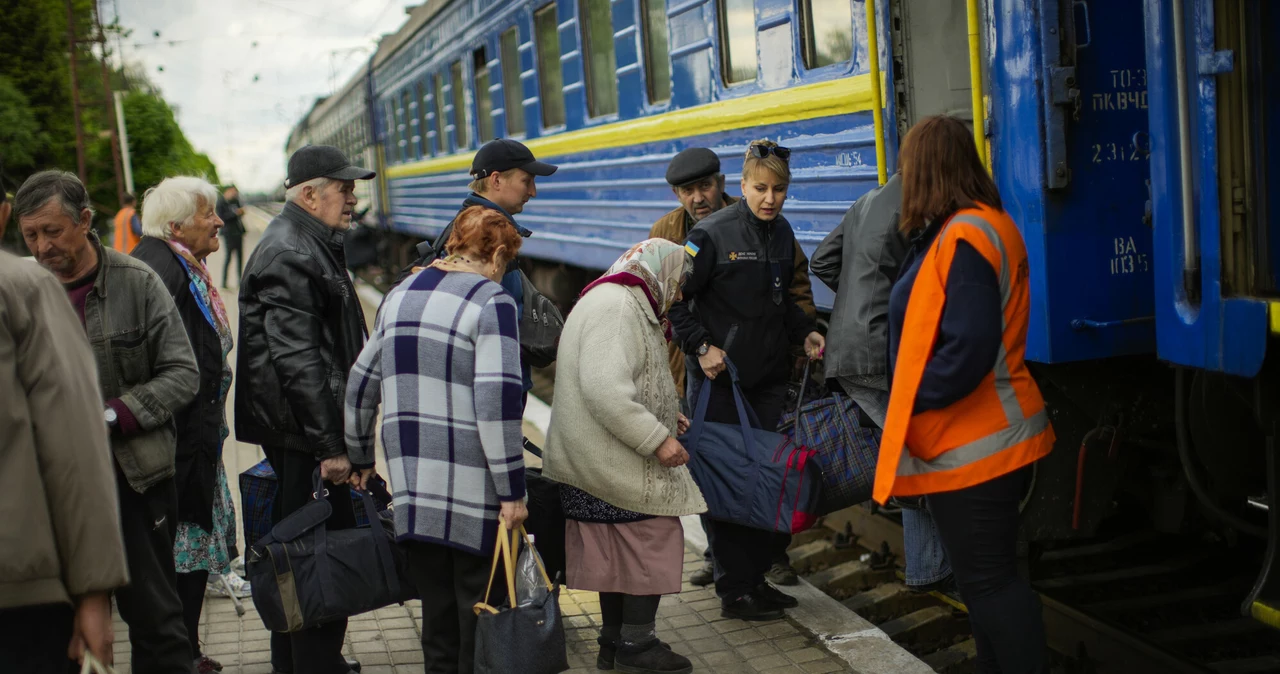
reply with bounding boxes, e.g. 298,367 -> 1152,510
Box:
354,485 -> 401,597
479,521 -> 519,612
311,469 -> 335,611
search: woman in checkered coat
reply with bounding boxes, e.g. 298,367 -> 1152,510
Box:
344,206 -> 529,673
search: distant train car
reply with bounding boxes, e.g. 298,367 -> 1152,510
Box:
293,0 -> 1280,628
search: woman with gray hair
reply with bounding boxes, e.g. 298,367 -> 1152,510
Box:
132,175 -> 243,674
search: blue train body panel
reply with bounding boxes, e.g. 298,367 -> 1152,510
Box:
299,0 -> 1277,376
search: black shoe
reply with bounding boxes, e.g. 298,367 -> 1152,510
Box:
689,562 -> 714,587
754,583 -> 799,609
765,562 -> 799,586
721,592 -> 785,621
598,635 -> 672,670
615,639 -> 692,674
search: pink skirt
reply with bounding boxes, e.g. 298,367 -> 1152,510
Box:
564,517 -> 685,595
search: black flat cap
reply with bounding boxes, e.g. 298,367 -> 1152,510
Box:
666,147 -> 721,186
285,145 -> 376,188
471,139 -> 558,178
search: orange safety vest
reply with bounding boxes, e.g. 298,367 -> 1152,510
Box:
872,203 -> 1055,504
113,206 -> 141,253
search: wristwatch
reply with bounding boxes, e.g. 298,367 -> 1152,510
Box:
696,342 -> 710,357
104,406 -> 118,427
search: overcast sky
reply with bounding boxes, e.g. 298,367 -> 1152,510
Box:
113,0 -> 420,193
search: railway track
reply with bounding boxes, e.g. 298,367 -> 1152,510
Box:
530,367 -> 1280,674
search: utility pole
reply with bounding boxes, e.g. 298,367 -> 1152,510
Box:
66,0 -> 87,184
114,91 -> 134,195
93,0 -> 126,204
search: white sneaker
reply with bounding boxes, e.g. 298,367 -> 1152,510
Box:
206,573 -> 252,598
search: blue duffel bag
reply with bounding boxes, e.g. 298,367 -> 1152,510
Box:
680,358 -> 823,534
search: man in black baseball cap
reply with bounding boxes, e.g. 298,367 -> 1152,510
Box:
386,138 -> 560,401
237,143 -> 376,673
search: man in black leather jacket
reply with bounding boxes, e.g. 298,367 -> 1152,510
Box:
235,145 -> 374,674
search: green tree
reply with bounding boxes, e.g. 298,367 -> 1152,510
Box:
119,92 -> 219,199
0,77 -> 47,183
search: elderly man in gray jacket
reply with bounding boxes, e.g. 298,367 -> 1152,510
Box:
0,186 -> 130,672
15,170 -> 200,674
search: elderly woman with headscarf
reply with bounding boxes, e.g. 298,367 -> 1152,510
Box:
132,176 -> 245,674
544,238 -> 708,674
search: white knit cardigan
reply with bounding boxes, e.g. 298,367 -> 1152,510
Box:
543,283 -> 707,517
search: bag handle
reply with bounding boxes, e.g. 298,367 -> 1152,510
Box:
685,356 -> 762,458
473,522 -> 553,615
352,483 -> 402,598
476,521 -> 519,615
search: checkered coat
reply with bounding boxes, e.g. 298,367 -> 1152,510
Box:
344,267 -> 526,556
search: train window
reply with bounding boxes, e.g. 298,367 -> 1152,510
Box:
640,0 -> 671,103
384,102 -> 396,159
416,82 -> 430,156
450,59 -> 470,148
534,4 -> 566,128
501,27 -> 526,136
717,0 -> 757,84
401,90 -> 415,159
799,0 -> 852,68
434,73 -> 448,152
394,96 -> 409,162
579,0 -> 618,117
473,48 -> 496,142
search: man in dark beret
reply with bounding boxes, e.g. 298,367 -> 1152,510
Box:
648,147 -> 816,588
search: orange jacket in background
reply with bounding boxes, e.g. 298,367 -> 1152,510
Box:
873,204 -> 1054,503
113,206 -> 141,253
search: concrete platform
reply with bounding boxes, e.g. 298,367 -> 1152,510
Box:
105,206 -> 931,673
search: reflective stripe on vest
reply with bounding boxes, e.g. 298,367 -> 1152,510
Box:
872,205 -> 1054,503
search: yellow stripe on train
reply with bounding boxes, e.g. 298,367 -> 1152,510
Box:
386,73 -> 881,180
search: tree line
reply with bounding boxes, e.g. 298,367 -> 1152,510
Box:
0,0 -> 218,252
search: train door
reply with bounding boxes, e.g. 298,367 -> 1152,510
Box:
887,0 -> 974,133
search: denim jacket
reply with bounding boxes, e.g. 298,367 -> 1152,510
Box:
84,233 -> 199,493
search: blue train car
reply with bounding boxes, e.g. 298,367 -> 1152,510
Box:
299,0 -> 1280,629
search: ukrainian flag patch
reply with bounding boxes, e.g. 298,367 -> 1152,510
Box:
684,241 -> 700,257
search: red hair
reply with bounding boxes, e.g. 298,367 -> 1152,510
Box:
445,206 -> 523,265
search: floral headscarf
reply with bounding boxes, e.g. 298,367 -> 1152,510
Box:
579,238 -> 691,340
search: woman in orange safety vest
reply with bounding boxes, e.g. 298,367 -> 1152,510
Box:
875,116 -> 1054,673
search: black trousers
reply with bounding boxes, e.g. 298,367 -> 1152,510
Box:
222,239 -> 244,287
403,541 -> 508,674
690,375 -> 793,600
0,604 -> 76,673
927,466 -> 1047,674
116,474 -> 193,674
177,570 -> 209,659
263,445 -> 357,674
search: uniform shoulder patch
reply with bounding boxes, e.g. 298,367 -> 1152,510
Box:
684,241 -> 700,257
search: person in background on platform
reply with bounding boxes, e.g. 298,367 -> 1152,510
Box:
216,184 -> 246,289
544,238 -> 707,674
388,138 -> 558,400
811,174 -> 955,594
345,206 -> 528,674
649,147 -> 816,587
669,140 -> 825,621
874,116 -> 1055,673
113,192 -> 142,253
0,186 -> 130,674
15,170 -> 200,674
132,176 -> 249,674
235,146 -> 374,674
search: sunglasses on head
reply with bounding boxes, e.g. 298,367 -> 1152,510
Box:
748,144 -> 791,161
